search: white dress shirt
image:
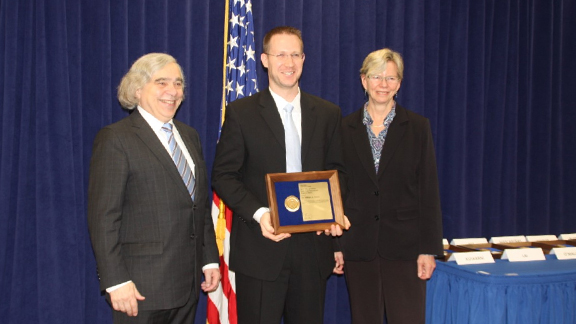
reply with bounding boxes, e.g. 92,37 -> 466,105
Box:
252,88 -> 302,223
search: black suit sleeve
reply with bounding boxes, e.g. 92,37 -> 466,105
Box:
212,105 -> 264,223
418,119 -> 443,256
87,127 -> 131,291
190,130 -> 220,267
325,107 -> 346,197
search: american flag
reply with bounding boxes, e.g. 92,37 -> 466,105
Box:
221,0 -> 259,105
207,1 -> 258,323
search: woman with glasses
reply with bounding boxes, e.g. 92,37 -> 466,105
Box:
337,48 -> 443,324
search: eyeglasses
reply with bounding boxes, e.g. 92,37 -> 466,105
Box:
265,53 -> 305,61
367,75 -> 400,84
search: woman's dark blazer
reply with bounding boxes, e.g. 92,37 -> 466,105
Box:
339,104 -> 443,261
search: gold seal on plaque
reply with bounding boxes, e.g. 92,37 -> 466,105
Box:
284,195 -> 300,212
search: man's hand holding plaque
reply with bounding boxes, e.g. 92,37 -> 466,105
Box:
260,211 -> 350,242
260,212 -> 292,242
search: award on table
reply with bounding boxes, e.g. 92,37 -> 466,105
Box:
265,170 -> 345,234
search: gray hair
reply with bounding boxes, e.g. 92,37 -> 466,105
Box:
117,53 -> 186,109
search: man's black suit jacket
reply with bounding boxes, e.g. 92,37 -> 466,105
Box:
339,104 -> 443,261
212,89 -> 345,281
88,109 -> 219,311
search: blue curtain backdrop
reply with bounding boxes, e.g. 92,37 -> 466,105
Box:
1,0 -> 575,323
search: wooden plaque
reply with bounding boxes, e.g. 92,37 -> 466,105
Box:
265,170 -> 345,234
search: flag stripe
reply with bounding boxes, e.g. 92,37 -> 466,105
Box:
206,297 -> 221,324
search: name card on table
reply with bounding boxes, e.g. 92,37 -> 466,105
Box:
448,251 -> 495,265
450,238 -> 488,245
559,233 -> 576,240
490,235 -> 527,243
550,247 -> 576,260
525,235 -> 557,242
501,247 -> 545,262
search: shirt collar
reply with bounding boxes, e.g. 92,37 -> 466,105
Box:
137,106 -> 173,131
269,87 -> 301,112
362,101 -> 396,126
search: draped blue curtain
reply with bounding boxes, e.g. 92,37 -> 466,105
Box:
1,1 -> 574,323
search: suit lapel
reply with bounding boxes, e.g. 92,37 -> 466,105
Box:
300,93 -> 316,165
347,109 -> 379,185
377,104 -> 408,177
258,89 -> 286,149
129,110 -> 192,199
257,90 -> 317,167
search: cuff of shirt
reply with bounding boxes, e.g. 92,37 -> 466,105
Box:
202,263 -> 219,272
253,207 -> 270,223
106,280 -> 132,293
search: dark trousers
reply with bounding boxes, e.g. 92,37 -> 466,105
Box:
112,289 -> 197,324
236,234 -> 327,324
345,257 -> 426,324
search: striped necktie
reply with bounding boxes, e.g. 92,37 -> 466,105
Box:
161,123 -> 196,201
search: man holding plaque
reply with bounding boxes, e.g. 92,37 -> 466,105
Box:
212,26 -> 348,324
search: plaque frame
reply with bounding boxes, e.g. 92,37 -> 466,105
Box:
265,170 -> 345,234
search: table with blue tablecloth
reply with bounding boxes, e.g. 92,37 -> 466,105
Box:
426,255 -> 576,324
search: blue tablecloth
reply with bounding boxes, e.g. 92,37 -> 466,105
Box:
426,255 -> 576,324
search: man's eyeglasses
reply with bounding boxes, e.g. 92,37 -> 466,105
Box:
367,75 -> 400,84
265,53 -> 305,61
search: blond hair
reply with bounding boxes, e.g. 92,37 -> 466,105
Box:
359,48 -> 404,80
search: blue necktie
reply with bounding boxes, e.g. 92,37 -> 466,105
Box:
283,104 -> 302,173
161,123 -> 196,201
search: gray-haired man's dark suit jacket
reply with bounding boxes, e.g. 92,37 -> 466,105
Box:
88,109 -> 219,311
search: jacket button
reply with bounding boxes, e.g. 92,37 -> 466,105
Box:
374,215 -> 379,220
374,191 -> 379,196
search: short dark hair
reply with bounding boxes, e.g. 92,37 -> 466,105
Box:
262,26 -> 303,54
